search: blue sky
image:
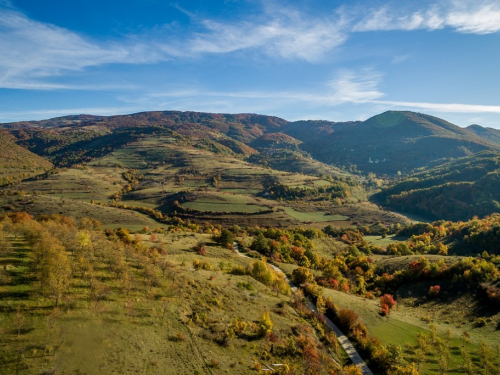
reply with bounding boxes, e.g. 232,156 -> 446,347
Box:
1,0 -> 500,128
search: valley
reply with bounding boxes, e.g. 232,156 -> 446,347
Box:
0,110 -> 499,375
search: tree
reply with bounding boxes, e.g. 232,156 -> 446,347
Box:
214,229 -> 235,247
38,243 -> 72,307
90,278 -> 110,309
158,258 -> 172,277
258,310 -> 273,337
343,365 -> 363,375
316,295 -> 326,315
388,363 -> 419,375
461,348 -> 474,375
478,341 -> 494,374
292,267 -> 314,285
0,228 -> 12,255
461,331 -> 471,349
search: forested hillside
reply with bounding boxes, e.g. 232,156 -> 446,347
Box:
373,151 -> 500,221
301,111 -> 499,175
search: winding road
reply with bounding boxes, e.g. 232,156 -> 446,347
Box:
233,243 -> 374,375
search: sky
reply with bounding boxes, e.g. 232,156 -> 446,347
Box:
0,0 -> 500,128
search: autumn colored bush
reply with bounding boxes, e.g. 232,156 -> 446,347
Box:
292,267 -> 314,285
380,294 -> 397,316
336,308 -> 359,332
428,285 -> 441,297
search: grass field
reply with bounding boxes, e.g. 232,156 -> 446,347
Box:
181,194 -> 269,214
281,206 -> 349,223
364,234 -> 409,247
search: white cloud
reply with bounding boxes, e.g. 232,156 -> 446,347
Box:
328,70 -> 384,103
374,100 -> 500,114
144,70 -> 384,106
0,9 -> 167,88
187,6 -> 348,62
1,1 -> 500,91
352,1 -> 500,34
446,1 -> 500,34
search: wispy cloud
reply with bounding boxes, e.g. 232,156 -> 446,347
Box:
327,70 -> 384,102
0,9 -> 166,88
374,100 -> 500,114
1,1 -> 500,91
446,1 -> 500,34
139,69 -> 500,118
352,1 -> 500,34
187,5 -> 349,62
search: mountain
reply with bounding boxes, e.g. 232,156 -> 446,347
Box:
373,150 -> 500,221
2,110 -> 499,177
299,111 -> 500,175
282,120 -> 360,142
467,124 -> 500,146
0,114 -> 107,129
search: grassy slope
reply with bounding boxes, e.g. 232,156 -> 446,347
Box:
0,132 -> 53,186
0,232 -> 342,374
322,286 -> 499,374
0,194 -> 163,230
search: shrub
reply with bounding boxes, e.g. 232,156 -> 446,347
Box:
237,281 -> 254,291
193,241 -> 206,255
292,267 -> 314,285
230,265 -> 246,275
209,358 -> 219,368
336,308 -> 359,332
193,259 -> 212,270
250,260 -> 273,286
380,294 -> 397,316
428,285 -> 441,297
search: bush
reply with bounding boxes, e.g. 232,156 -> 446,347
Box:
292,267 -> 314,285
193,241 -> 206,255
193,259 -> 212,270
237,281 -> 254,291
230,265 -> 246,275
380,294 -> 397,316
428,285 -> 441,297
336,308 -> 359,332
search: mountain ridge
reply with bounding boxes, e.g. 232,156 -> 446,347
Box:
2,110 -> 499,176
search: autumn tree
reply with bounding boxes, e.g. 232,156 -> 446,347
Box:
388,363 -> 419,375
258,310 -> 273,337
316,295 -> 326,315
37,241 -> 72,307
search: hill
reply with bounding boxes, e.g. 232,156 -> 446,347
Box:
467,124 -> 500,146
373,150 -> 500,221
0,131 -> 53,187
299,111 -> 499,175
